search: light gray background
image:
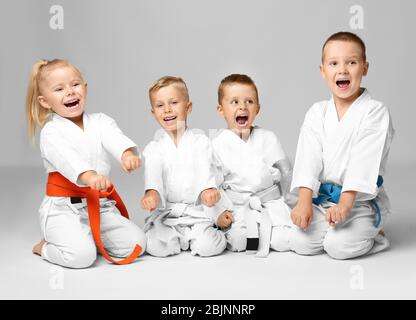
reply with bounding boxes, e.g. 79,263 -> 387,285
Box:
0,0 -> 415,300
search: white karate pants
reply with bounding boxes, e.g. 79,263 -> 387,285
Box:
39,196 -> 146,268
270,202 -> 390,260
146,221 -> 227,257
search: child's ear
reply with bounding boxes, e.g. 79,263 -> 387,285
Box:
256,104 -> 260,115
217,105 -> 224,117
319,64 -> 325,79
186,101 -> 193,114
37,96 -> 51,110
363,61 -> 369,76
150,107 -> 154,114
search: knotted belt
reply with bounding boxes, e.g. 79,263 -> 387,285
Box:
225,184 -> 281,257
312,176 -> 384,227
46,172 -> 142,265
144,201 -> 211,244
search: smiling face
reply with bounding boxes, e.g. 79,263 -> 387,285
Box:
37,65 -> 87,125
150,84 -> 192,135
320,40 -> 368,107
217,83 -> 260,135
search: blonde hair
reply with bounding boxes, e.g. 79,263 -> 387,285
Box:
26,59 -> 83,143
148,76 -> 189,105
218,74 -> 259,104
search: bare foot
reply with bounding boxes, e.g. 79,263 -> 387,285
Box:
33,239 -> 46,256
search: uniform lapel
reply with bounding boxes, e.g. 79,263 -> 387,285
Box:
322,89 -> 370,177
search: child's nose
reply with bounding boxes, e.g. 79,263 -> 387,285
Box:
338,64 -> 348,74
65,86 -> 75,95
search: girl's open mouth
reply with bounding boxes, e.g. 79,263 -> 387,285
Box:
64,99 -> 80,108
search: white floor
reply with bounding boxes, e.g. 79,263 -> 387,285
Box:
1,165 -> 415,300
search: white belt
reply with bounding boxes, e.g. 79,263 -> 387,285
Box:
225,184 -> 281,257
144,202 -> 211,244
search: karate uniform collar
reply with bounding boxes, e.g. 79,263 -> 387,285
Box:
221,125 -> 260,144
158,127 -> 194,148
329,88 -> 370,114
50,112 -> 86,131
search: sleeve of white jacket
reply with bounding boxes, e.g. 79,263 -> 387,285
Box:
143,141 -> 165,208
99,113 -> 139,162
204,144 -> 234,224
192,135 -> 220,206
40,128 -> 94,184
262,132 -> 290,194
291,105 -> 323,197
342,104 -> 390,196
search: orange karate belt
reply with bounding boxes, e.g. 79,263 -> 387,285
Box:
46,172 -> 142,265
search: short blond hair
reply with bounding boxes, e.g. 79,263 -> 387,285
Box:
218,74 -> 259,104
148,76 -> 189,105
26,59 -> 84,143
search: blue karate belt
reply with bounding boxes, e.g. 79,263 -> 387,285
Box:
312,176 -> 384,228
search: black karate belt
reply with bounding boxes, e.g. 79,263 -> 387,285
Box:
70,197 -> 82,204
246,238 -> 260,251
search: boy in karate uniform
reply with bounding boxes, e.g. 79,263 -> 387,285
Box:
140,76 -> 227,257
212,74 -> 296,256
290,32 -> 394,259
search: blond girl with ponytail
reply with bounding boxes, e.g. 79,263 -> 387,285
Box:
27,59 -> 146,268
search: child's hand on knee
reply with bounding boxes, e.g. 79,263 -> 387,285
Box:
217,210 -> 234,230
141,189 -> 159,212
291,203 -> 313,231
325,204 -> 351,226
201,188 -> 221,207
326,191 -> 355,226
121,149 -> 142,173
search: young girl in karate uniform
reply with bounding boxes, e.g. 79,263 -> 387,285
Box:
27,59 -> 146,268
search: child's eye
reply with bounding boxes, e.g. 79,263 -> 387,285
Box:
246,100 -> 254,104
54,88 -> 63,92
329,61 -> 337,66
231,100 -> 238,104
73,82 -> 80,87
171,101 -> 178,105
349,61 -> 357,65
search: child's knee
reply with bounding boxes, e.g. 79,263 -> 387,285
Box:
190,229 -> 226,257
226,227 -> 247,252
323,231 -> 373,260
270,226 -> 291,252
128,226 -> 147,256
145,230 -> 180,257
64,244 -> 97,269
323,233 -> 353,260
290,228 -> 324,256
109,223 -> 148,258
